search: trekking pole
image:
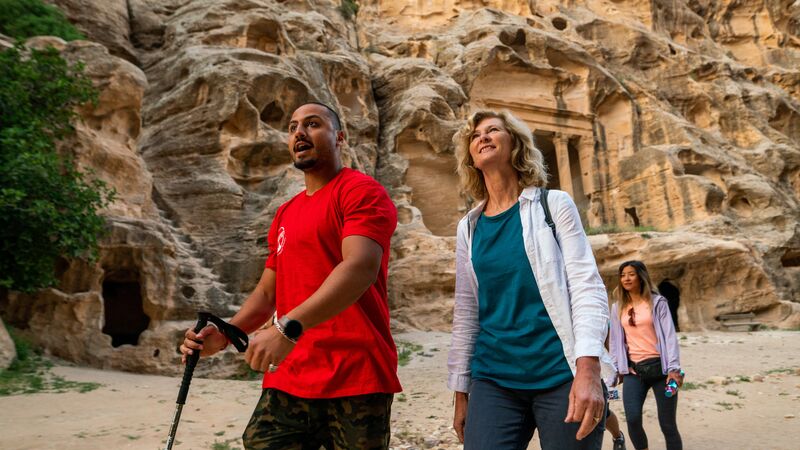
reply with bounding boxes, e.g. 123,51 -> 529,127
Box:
164,312 -> 249,450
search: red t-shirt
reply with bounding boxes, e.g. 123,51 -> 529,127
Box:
263,168 -> 401,398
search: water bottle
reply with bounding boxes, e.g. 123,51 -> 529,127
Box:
665,379 -> 679,397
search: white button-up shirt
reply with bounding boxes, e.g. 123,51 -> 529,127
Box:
447,186 -> 614,393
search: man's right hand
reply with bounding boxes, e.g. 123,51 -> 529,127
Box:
453,391 -> 468,443
179,325 -> 228,364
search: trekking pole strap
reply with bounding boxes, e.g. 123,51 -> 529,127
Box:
201,312 -> 249,353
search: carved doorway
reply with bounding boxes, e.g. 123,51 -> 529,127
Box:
102,270 -> 150,347
658,280 -> 681,332
535,131 -> 561,190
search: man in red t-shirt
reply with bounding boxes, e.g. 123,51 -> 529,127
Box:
180,102 -> 401,449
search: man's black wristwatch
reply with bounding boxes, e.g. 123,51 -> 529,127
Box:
276,315 -> 303,343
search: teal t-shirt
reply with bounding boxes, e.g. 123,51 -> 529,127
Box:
470,202 -> 573,390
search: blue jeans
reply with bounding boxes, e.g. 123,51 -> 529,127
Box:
464,378 -> 606,450
622,374 -> 682,450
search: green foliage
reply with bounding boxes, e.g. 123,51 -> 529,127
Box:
0,43 -> 113,292
363,44 -> 381,54
584,224 -> 622,235
397,340 -> 423,367
0,44 -> 94,141
584,224 -> 659,236
339,0 -> 359,20
680,381 -> 704,391
0,0 -> 83,41
210,439 -> 241,450
0,329 -> 102,395
714,401 -> 740,410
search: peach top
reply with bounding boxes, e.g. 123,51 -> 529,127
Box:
621,300 -> 660,363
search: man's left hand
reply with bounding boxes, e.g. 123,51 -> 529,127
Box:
565,356 -> 605,440
244,326 -> 295,372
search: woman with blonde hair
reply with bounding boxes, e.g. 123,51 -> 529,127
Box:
447,109 -> 613,449
609,260 -> 683,450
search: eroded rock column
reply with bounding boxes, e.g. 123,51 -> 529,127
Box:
554,133 -> 574,198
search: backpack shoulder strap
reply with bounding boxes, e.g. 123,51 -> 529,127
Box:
540,188 -> 557,242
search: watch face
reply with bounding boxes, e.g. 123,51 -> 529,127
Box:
282,318 -> 303,339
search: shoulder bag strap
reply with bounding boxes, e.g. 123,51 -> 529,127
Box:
540,188 -> 558,244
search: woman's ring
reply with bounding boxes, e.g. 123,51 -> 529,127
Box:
593,416 -> 601,422
268,363 -> 278,373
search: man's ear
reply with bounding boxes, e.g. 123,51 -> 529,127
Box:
336,129 -> 346,148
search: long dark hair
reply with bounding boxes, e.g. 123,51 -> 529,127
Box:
613,260 -> 658,320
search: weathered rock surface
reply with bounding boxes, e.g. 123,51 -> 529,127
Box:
44,0 -> 138,63
0,318 -> 15,370
591,232 -> 800,329
357,0 -> 800,331
3,0 -> 799,375
136,0 -> 375,295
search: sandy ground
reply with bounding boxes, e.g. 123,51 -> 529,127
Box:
1,331 -> 798,450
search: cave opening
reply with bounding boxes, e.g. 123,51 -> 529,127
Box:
101,269 -> 150,347
658,280 -> 681,332
780,249 -> 800,267
551,17 -> 568,31
260,100 -> 285,128
624,207 -> 640,227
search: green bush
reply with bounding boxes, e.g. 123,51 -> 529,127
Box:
0,43 -> 113,292
339,0 -> 359,20
0,0 -> 83,41
584,224 -> 659,236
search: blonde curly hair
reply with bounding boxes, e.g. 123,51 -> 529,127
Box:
454,109 -> 548,201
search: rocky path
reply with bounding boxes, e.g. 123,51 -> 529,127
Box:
1,331 -> 798,450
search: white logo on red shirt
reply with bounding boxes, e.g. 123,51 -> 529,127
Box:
277,227 -> 286,255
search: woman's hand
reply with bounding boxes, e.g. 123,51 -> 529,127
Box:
667,369 -> 684,388
453,392 -> 468,443
566,357 -> 605,440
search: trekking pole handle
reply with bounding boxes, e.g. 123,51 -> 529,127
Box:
176,314 -> 208,405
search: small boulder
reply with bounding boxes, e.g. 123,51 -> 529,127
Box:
708,376 -> 730,385
0,318 -> 16,370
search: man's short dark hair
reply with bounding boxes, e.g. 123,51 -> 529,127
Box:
300,101 -> 342,131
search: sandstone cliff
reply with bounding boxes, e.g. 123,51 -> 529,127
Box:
2,0 -> 798,375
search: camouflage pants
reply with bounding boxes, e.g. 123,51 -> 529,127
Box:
242,388 -> 393,450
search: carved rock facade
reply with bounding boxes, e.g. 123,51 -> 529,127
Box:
2,0 -> 798,375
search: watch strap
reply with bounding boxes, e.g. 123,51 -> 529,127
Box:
273,312 -> 298,344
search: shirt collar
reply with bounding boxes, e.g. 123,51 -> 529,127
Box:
520,186 -> 540,202
465,186 -> 543,228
